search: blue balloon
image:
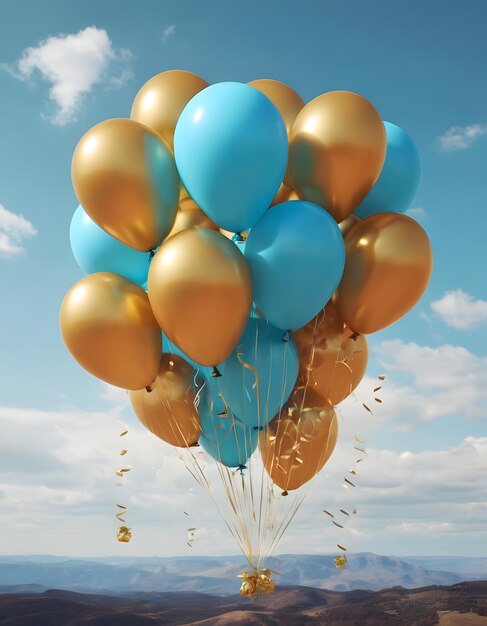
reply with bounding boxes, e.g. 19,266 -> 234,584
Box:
217,318 -> 299,428
244,201 -> 346,331
355,122 -> 420,218
174,82 -> 288,233
199,407 -> 258,469
70,205 -> 151,287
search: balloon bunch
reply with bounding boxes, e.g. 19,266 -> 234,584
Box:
60,70 -> 432,589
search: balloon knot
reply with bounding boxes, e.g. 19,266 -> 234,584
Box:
238,464 -> 247,475
149,249 -> 156,259
190,441 -> 200,448
145,385 -> 153,393
232,232 -> 244,242
211,366 -> 222,378
281,331 -> 290,343
350,332 -> 360,341
281,490 -> 289,497
253,425 -> 265,432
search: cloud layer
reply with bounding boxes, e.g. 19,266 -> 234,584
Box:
439,124 -> 487,151
0,204 -> 36,255
431,289 -> 487,330
6,27 -> 132,125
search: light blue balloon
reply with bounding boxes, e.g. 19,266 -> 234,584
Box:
217,318 -> 299,428
355,122 -> 420,218
244,201 -> 346,331
174,82 -> 288,233
70,205 -> 151,287
199,406 -> 258,469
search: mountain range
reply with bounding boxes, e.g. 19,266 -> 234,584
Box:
0,553 -> 486,596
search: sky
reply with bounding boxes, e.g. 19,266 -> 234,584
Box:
0,0 -> 486,560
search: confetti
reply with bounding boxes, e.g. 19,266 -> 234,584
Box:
362,403 -> 372,414
378,375 -> 386,380
337,544 -> 348,552
323,510 -> 334,518
340,509 -> 349,517
332,521 -> 344,529
375,398 -> 383,403
373,386 -> 382,393
120,449 -> 128,456
334,555 -> 347,569
344,477 -> 355,487
120,430 -> 128,437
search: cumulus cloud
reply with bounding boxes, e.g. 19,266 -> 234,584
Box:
405,206 -> 427,220
0,203 -> 36,255
4,26 -> 133,125
161,24 -> 176,42
431,289 -> 487,330
439,124 -> 487,151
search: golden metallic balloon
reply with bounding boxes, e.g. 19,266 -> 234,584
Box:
335,213 -> 433,334
166,198 -> 219,240
271,183 -> 301,207
248,79 -> 305,136
148,228 -> 253,366
59,273 -> 161,390
72,118 -> 179,251
293,302 -> 368,405
286,91 -> 386,222
260,390 -> 338,491
338,214 -> 360,239
129,354 -> 201,447
131,70 -> 209,149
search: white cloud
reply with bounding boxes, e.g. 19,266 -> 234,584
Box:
100,382 -> 130,405
161,24 -> 176,42
5,26 -> 133,125
0,203 -> 36,256
439,124 -> 487,151
431,289 -> 487,330
405,206 -> 427,220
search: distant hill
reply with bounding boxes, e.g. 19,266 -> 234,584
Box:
0,581 -> 486,625
0,553 -> 485,596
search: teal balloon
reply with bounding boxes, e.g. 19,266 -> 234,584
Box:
199,406 -> 258,468
174,82 -> 288,233
217,318 -> 298,428
244,201 -> 345,330
355,122 -> 420,218
198,383 -> 234,438
70,205 -> 151,287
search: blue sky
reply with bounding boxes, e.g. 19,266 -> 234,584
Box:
0,0 -> 486,558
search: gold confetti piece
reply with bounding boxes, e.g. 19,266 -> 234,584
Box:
375,398 -> 383,403
332,521 -> 344,529
352,509 -> 357,515
323,510 -> 334,518
354,435 -> 365,444
334,555 -> 347,569
353,446 -> 366,453
337,544 -> 347,552
373,386 -> 382,392
187,527 -> 196,531
340,509 -> 349,517
120,449 -> 128,456
115,471 -> 123,477
378,375 -> 386,380
362,403 -> 372,414
119,467 -> 132,473
349,469 -> 357,475
183,511 -> 189,516
344,477 -> 355,487
116,516 -> 126,523
117,526 -> 131,543
356,458 -> 364,464
116,504 -> 127,510
187,542 -> 193,548
120,430 -> 128,437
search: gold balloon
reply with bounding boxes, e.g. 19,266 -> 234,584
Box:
148,228 -> 252,367
293,302 -> 368,406
131,70 -> 209,149
60,273 -> 161,390
129,354 -> 201,447
286,91 -> 386,222
335,213 -> 433,334
72,118 -> 179,251
271,183 -> 301,207
338,214 -> 360,239
260,390 -> 338,491
248,79 -> 305,136
166,198 -> 219,240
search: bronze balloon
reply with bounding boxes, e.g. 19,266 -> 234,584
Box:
271,183 -> 301,207
293,302 -> 368,405
59,273 -> 161,390
166,198 -> 219,240
72,118 -> 179,251
260,389 -> 338,491
335,213 -> 433,334
131,70 -> 209,149
338,214 -> 360,239
248,79 -> 305,136
148,228 -> 252,367
129,354 -> 201,447
286,91 -> 386,222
